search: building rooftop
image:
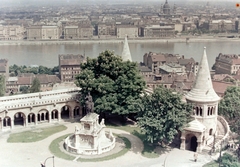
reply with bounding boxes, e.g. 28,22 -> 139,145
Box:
59,54 -> 85,66
184,119 -> 206,133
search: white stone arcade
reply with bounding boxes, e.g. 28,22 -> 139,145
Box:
64,112 -> 115,155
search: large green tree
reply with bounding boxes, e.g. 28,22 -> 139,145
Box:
136,86 -> 191,145
0,75 -> 5,96
219,86 -> 240,134
29,78 -> 41,93
75,50 -> 146,117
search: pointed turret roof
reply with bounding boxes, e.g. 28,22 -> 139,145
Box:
121,36 -> 132,62
185,47 -> 220,102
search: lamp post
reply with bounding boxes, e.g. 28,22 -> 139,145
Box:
41,156 -> 55,167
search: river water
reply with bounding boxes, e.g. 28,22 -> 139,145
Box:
0,41 -> 240,68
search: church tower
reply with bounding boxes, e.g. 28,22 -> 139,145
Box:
163,0 -> 171,15
121,36 -> 132,62
180,47 -> 220,152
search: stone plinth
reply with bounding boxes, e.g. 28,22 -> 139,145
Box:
64,113 -> 115,155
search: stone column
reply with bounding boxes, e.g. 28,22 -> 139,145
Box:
25,116 -> 28,127
35,115 -> 38,125
180,138 -> 185,150
11,119 -> 14,129
48,112 -> 51,123
52,111 -> 55,120
0,118 -> 2,130
58,111 -> 61,122
70,108 -> 73,119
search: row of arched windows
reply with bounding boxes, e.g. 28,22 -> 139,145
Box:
193,106 -> 216,116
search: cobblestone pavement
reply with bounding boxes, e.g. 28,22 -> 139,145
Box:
0,122 -> 215,167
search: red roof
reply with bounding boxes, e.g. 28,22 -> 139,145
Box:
212,81 -> 234,96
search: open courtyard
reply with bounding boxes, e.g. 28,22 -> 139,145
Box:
0,121 -> 217,167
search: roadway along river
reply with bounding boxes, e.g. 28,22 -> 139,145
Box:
0,41 -> 240,68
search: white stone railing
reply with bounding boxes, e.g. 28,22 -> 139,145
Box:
214,115 -> 230,150
0,88 -> 80,102
0,88 -> 81,111
64,131 -> 116,155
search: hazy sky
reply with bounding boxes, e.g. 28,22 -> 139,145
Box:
0,0 -> 238,7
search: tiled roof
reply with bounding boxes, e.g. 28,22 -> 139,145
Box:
178,58 -> 195,65
59,54 -> 85,66
150,54 -> 166,62
184,119 -> 206,132
212,81 -> 234,96
18,76 -> 32,85
138,64 -> 152,72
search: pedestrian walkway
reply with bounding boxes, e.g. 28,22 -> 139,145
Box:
164,149 -> 217,167
0,121 -> 216,167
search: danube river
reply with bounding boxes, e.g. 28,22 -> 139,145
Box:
0,41 -> 240,68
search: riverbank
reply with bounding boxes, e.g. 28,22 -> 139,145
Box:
0,36 -> 239,45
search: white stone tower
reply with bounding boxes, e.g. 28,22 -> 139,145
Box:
180,47 -> 220,152
121,36 -> 132,62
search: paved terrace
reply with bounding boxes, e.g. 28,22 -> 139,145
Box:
0,121 -> 218,167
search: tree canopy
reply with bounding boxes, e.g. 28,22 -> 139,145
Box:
218,153 -> 240,167
75,50 -> 146,117
29,78 -> 41,93
219,86 -> 240,134
9,64 -> 59,76
0,75 -> 5,96
136,86 -> 191,145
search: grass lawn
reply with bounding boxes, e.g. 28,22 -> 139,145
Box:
7,125 -> 67,143
106,123 -> 159,158
203,161 -> 218,167
49,134 -> 75,161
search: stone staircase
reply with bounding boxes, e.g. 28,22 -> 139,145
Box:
202,118 -> 229,154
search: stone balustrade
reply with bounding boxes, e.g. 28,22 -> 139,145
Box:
214,115 -> 230,150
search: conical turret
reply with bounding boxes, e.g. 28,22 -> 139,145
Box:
185,47 -> 220,102
121,36 -> 132,62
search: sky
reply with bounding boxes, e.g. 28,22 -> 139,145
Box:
0,0 -> 238,7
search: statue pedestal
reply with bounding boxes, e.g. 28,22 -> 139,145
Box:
64,113 -> 115,155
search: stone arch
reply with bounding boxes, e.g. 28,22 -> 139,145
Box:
185,133 -> 198,152
196,107 -> 199,115
61,105 -> 71,119
73,106 -> 81,118
3,116 -> 11,127
207,107 -> 210,116
14,112 -> 25,126
210,107 -> 213,115
28,113 -> 35,124
190,136 -> 198,152
200,109 -> 202,116
38,109 -> 49,123
51,110 -> 59,120
209,128 -> 213,135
